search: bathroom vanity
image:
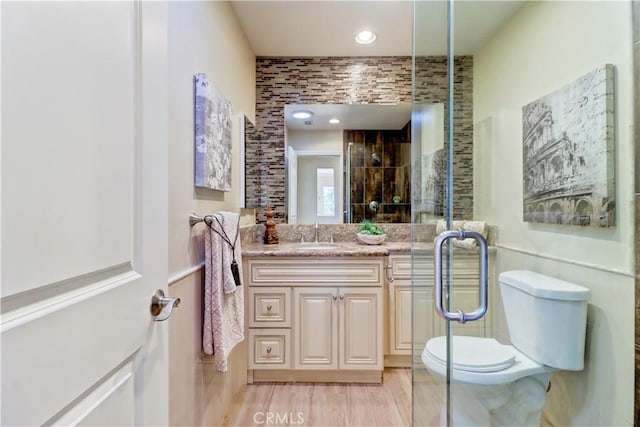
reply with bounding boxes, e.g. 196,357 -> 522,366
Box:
245,254 -> 384,383
242,241 -> 494,383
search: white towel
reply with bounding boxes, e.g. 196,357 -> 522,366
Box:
202,211 -> 244,373
435,220 -> 488,248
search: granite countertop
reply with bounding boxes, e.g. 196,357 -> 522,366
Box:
240,222 -> 497,258
242,241 -> 410,257
241,241 -> 493,257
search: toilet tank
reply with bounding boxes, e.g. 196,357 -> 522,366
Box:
499,270 -> 589,370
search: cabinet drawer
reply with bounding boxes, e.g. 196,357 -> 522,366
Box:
389,255 -> 480,280
248,258 -> 383,286
249,329 -> 291,369
390,255 -> 431,279
249,287 -> 291,327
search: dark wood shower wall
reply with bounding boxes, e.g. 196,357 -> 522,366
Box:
345,122 -> 411,223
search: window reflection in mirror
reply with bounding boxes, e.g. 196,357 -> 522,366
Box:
316,168 -> 336,217
295,154 -> 341,224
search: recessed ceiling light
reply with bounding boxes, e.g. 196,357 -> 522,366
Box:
292,110 -> 313,119
355,30 -> 376,45
329,118 -> 341,124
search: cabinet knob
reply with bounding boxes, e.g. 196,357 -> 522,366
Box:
266,346 -> 272,354
332,294 -> 337,301
267,304 -> 272,311
339,294 -> 344,300
385,265 -> 394,283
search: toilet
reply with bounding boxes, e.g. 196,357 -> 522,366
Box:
421,270 -> 590,426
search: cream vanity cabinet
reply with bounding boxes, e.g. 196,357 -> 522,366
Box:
386,254 -> 434,362
246,257 -> 384,383
386,252 -> 492,365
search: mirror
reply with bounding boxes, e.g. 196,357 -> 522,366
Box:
412,103 -> 445,223
240,114 -> 256,209
285,104 -> 412,224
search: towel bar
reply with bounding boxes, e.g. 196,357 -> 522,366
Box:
189,213 -> 213,226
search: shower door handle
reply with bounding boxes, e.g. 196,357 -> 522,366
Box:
434,228 -> 488,324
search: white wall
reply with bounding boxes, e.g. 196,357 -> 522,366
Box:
166,2 -> 255,426
168,1 -> 255,275
474,1 -> 634,425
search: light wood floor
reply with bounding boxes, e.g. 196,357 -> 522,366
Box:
221,368 -> 444,427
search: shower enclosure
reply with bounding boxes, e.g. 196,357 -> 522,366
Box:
412,1 -> 635,425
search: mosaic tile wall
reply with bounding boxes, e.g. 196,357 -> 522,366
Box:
246,56 -> 474,223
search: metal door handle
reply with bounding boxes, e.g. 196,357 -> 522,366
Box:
150,289 -> 181,321
434,228 -> 488,324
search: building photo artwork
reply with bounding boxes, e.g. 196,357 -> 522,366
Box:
522,64 -> 615,227
194,73 -> 233,191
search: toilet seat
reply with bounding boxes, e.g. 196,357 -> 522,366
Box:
424,336 -> 516,372
422,336 -> 552,385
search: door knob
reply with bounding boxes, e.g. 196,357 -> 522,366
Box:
150,289 -> 181,321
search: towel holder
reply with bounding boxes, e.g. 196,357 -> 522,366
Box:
189,213 -> 214,226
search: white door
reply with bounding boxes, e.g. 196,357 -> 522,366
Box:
1,2 -> 169,426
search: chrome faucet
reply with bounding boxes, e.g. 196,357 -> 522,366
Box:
314,221 -> 319,243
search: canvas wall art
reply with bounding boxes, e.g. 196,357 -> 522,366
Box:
194,73 -> 232,191
522,64 -> 615,227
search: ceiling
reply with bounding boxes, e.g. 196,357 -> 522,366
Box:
230,1 -> 526,57
285,103 -> 412,131
233,1 -> 526,131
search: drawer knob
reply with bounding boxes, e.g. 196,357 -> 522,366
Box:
267,304 -> 272,311
266,346 -> 272,354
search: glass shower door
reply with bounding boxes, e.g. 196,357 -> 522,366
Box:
411,1 -> 453,426
411,1 -> 492,425
413,1 -> 634,426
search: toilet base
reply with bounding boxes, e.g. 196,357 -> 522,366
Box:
439,373 -> 552,426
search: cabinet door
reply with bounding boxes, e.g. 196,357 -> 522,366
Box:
390,283 -> 433,355
339,287 -> 383,369
432,255 -> 488,338
294,288 -> 338,369
433,286 -> 487,338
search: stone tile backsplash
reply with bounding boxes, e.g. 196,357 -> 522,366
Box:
241,222 -> 497,246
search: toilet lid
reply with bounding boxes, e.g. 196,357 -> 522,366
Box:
425,336 -> 516,373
